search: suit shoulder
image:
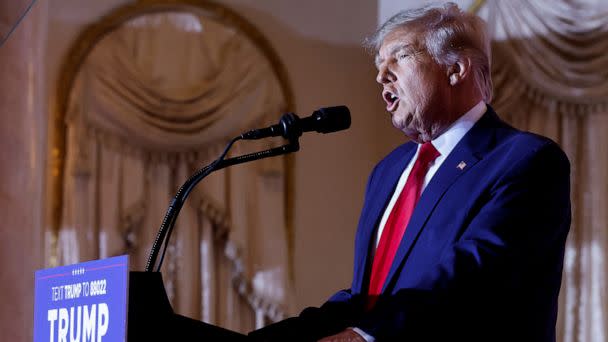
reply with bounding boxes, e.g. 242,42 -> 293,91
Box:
510,130 -> 566,155
483,108 -> 569,166
498,129 -> 570,172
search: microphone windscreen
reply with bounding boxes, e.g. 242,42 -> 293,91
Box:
313,106 -> 351,133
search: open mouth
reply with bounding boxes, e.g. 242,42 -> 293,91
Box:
383,90 -> 400,112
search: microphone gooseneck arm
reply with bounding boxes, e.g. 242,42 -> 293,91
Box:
145,137 -> 300,272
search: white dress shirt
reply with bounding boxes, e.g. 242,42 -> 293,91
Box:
352,100 -> 487,342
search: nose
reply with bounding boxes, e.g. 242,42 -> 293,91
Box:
376,63 -> 396,84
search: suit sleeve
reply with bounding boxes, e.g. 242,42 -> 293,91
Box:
356,141 -> 571,340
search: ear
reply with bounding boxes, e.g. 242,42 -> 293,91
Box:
447,57 -> 471,86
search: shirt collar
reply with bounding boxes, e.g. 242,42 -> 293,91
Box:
430,100 -> 486,157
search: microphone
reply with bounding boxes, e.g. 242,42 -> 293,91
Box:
241,106 -> 351,140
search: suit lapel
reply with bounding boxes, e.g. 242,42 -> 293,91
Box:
353,143 -> 417,293
381,109 -> 501,293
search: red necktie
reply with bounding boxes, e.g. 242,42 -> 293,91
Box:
368,142 -> 440,299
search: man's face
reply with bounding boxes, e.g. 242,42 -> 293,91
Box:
375,27 -> 452,143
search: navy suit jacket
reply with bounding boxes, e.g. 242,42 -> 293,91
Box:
250,107 -> 571,341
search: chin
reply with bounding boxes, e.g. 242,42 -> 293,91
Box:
391,112 -> 422,141
397,126 -> 421,143
391,114 -> 409,130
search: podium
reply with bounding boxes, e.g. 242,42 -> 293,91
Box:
128,272 -> 247,341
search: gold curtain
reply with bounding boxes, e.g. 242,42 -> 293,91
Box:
480,1 -> 608,340
53,7 -> 291,333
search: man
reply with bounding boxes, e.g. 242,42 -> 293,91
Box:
250,3 -> 570,341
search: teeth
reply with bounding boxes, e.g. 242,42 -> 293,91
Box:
384,91 -> 398,105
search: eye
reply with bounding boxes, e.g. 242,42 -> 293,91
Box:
398,53 -> 408,60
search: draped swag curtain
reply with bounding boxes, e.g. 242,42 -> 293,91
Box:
480,1 -> 608,341
56,10 -> 290,332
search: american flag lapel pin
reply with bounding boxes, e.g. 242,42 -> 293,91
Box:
457,161 -> 467,170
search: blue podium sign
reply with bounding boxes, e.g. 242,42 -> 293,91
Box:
34,255 -> 129,342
